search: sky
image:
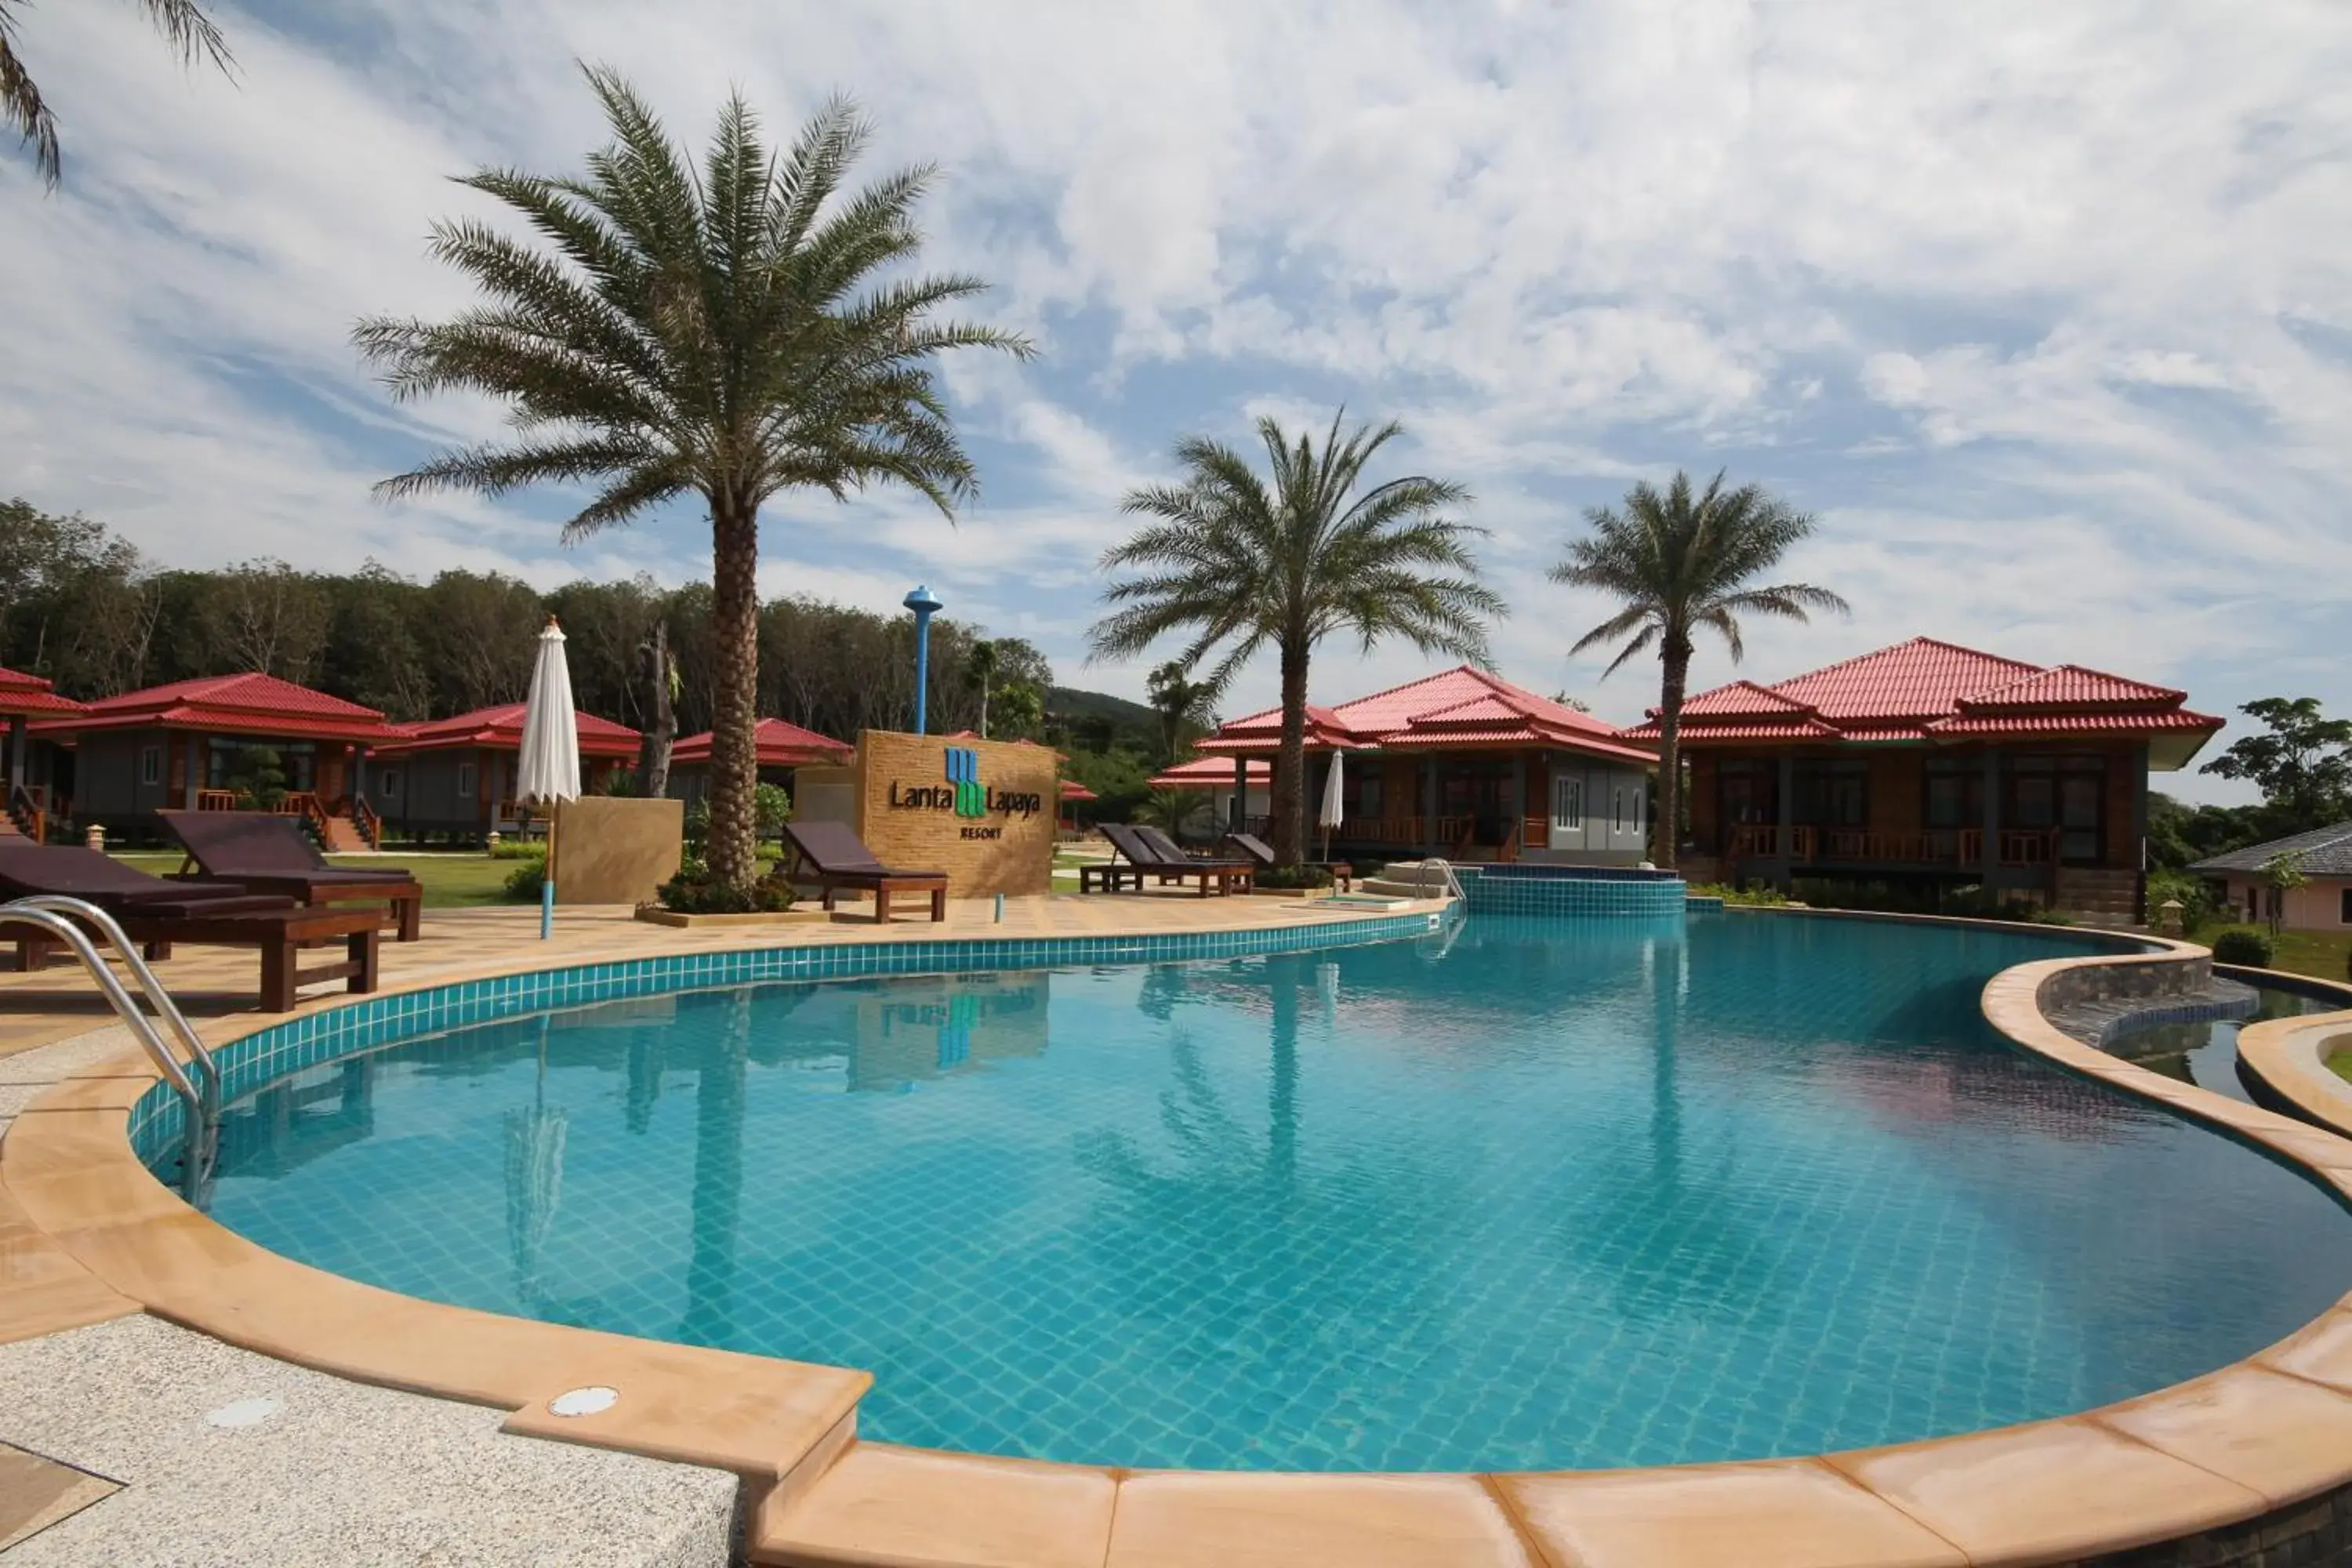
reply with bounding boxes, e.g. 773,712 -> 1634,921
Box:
4,2 -> 2349,805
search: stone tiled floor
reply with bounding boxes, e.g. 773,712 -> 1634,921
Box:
0,892 -> 1413,1063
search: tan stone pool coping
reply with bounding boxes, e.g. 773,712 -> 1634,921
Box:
5,906 -> 2352,1567
2230,965 -> 2352,1146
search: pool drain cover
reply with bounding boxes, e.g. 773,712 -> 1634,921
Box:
548,1386 -> 619,1417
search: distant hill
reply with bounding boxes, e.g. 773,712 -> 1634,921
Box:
1047,686 -> 1160,739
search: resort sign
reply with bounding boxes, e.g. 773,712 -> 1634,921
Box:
887,745 -> 1044,840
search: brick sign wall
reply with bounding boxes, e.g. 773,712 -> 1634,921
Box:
852,730 -> 1058,898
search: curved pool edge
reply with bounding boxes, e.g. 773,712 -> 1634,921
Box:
4,909 -> 2351,1567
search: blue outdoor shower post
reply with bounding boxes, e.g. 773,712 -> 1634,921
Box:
904,583 -> 944,735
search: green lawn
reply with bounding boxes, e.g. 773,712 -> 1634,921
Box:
108,850 -> 529,909
2196,923 -> 2352,988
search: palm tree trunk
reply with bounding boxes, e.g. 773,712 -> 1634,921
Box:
978,673 -> 990,740
1271,641 -> 1309,868
706,499 -> 761,891
1655,640 -> 1690,872
635,619 -> 676,799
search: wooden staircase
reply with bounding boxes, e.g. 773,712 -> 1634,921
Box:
2054,867 -> 2141,926
315,813 -> 372,853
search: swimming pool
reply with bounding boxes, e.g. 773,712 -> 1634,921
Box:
190,913 -> 2352,1473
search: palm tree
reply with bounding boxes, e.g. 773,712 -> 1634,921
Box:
1145,658 -> 1221,767
5,0 -> 232,189
355,67 -> 1030,891
964,638 -> 1000,739
1090,412 -> 1501,868
1549,470 -> 1846,871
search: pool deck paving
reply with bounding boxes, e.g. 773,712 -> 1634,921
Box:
5,899 -> 2352,1565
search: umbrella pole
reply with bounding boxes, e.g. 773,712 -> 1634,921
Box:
540,805 -> 556,940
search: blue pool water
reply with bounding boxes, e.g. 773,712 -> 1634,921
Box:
199,913 -> 2352,1472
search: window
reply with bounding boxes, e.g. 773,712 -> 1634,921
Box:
1555,776 -> 1583,829
1924,756 -> 1984,830
1613,786 -> 1628,832
1718,758 -> 1777,826
2341,887 -> 2351,925
455,762 -> 477,799
1792,760 -> 1867,828
378,769 -> 401,800
138,745 -> 162,786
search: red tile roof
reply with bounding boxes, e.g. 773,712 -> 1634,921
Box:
1768,637 -> 2044,722
0,666 -> 88,717
1955,665 -> 2187,712
1150,756 -> 1269,789
670,717 -> 854,768
1058,780 -> 1098,801
376,703 -> 642,760
1626,637 -> 2223,764
31,672 -> 401,743
1676,680 -> 1817,717
1199,666 -> 1654,764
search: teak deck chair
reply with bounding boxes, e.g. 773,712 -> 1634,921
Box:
782,822 -> 949,923
1221,831 -> 1353,891
1089,823 -> 1251,897
0,843 -> 381,1011
157,810 -> 424,942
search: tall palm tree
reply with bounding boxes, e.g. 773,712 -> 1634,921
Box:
1090,412 -> 1500,868
1145,657 -> 1221,767
1549,470 -> 1846,871
356,67 -> 1030,891
964,637 -> 1000,739
5,0 -> 232,189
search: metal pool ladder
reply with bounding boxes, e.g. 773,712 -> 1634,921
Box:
1414,857 -> 1468,902
0,895 -> 221,1206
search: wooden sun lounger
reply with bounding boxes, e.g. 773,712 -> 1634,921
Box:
1090,824 -> 1253,896
782,821 -> 949,923
158,809 -> 424,942
1222,831 -> 1353,891
0,844 -> 382,1011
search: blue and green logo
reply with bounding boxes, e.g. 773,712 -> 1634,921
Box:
945,746 -> 985,818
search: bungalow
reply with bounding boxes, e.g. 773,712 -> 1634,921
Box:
1192,666 -> 1659,864
666,717 -> 855,808
30,672 -> 405,848
367,703 -> 641,841
1625,637 -> 2224,921
0,666 -> 88,840
1149,756 -> 1271,829
2191,822 -> 2352,933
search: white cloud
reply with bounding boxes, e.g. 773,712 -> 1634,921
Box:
2,0 -> 2349,806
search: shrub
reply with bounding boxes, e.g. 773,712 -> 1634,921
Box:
501,855 -> 546,902
2211,928 -> 2274,967
754,782 -> 792,837
2144,869 -> 2214,932
1687,881 -> 1787,907
488,838 -> 543,861
1254,864 -> 1334,891
657,870 -> 796,915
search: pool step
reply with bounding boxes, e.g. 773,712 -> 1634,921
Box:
750,1440 -> 1115,1567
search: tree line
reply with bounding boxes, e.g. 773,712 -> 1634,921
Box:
0,497 -> 1056,748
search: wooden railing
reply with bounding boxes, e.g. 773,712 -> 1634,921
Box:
7,781 -> 48,842
1733,824 -> 2065,868
195,789 -> 240,811
351,796 -> 383,848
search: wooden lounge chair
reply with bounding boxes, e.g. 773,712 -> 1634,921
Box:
158,809 -> 424,942
0,844 -> 380,1010
1094,823 -> 1252,897
1221,831 -> 1353,891
782,822 -> 949,923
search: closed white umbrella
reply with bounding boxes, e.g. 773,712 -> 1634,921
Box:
1318,750 -> 1345,870
517,617 -> 581,938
